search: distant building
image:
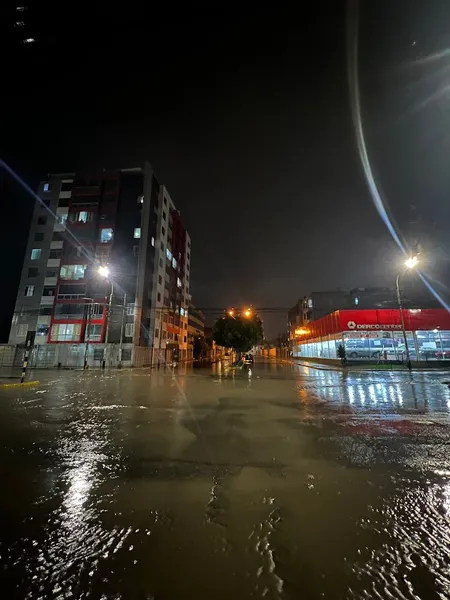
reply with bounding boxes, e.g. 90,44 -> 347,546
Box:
9,163 -> 191,353
188,305 -> 205,343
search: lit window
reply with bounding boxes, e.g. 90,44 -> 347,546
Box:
354,297 -> 359,305
172,257 -> 177,269
58,213 -> 68,225
24,285 -> 35,296
177,278 -> 182,288
31,248 -> 41,260
180,307 -> 185,316
134,227 -> 141,239
16,324 -> 28,338
51,323 -> 81,342
78,211 -> 89,222
151,236 -> 155,247
43,183 -> 50,191
137,195 -> 144,204
16,6 -> 27,11
14,21 -> 25,26
126,304 -> 135,316
59,264 -> 86,280
36,325 -> 49,337
100,228 -> 113,243
23,38 -> 34,43
125,323 -> 135,338
166,248 -> 172,261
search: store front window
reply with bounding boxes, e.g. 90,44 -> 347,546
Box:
415,330 -> 450,360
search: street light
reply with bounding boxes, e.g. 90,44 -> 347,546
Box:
395,255 -> 419,371
97,265 -> 127,368
244,308 -> 252,317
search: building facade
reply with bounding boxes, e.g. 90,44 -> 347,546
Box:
188,305 -> 205,344
9,163 -> 191,353
292,308 -> 450,362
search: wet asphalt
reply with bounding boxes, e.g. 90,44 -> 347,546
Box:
1,359 -> 450,599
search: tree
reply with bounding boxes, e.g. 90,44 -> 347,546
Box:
193,336 -> 212,360
213,314 -> 263,354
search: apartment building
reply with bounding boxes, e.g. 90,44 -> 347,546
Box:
9,162 -> 191,352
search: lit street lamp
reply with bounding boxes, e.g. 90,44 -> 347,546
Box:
98,265 -> 127,368
395,255 -> 419,371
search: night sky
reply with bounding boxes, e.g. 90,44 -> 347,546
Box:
2,1 -> 450,339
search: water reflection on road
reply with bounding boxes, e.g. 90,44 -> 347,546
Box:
1,359 -> 450,598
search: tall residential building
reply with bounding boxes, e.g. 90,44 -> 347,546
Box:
9,162 -> 191,351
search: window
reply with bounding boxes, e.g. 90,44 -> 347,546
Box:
24,285 -> 35,296
354,297 -> 359,306
187,252 -> 190,260
126,304 -> 135,316
137,195 -> 144,204
85,323 -> 102,342
159,258 -> 163,267
49,249 -> 62,259
34,232 -> 44,242
100,228 -> 113,243
58,214 -> 68,225
60,264 -> 86,280
172,257 -> 177,269
134,227 -> 141,239
36,325 -> 49,337
37,216 -> 47,225
163,196 -> 167,206
184,336 -> 187,343
125,323 -> 135,338
28,267 -> 38,277
58,197 -> 70,208
151,236 -> 155,247
160,241 -> 164,251
133,245 -> 140,257
78,211 -> 89,223
177,278 -> 182,288
52,232 -> 64,242
187,239 -> 191,248
61,181 -> 73,192
161,226 -> 165,236
180,307 -> 185,316
51,323 -> 81,342
163,212 -> 166,221
31,248 -> 41,260
43,183 -> 50,192
155,329 -> 159,338
158,275 -> 162,284
16,324 -> 28,338
157,292 -> 161,302
166,248 -> 172,261
43,287 -> 55,296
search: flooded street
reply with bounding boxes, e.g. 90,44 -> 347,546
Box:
1,359 -> 450,599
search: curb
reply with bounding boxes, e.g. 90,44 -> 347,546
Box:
0,380 -> 40,389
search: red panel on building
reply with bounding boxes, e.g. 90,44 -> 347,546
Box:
301,308 -> 450,340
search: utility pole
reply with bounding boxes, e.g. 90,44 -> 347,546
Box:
83,300 -> 92,370
395,272 -> 412,371
118,292 -> 127,368
102,282 -> 114,369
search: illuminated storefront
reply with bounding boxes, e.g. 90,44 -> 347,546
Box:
292,309 -> 450,362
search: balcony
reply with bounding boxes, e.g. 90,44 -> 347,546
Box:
40,296 -> 55,306
47,258 -> 61,268
51,241 -> 64,250
44,277 -> 57,287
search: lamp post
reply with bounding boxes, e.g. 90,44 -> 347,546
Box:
97,265 -> 127,368
395,255 -> 419,371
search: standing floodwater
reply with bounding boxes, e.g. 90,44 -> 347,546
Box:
1,360 -> 450,599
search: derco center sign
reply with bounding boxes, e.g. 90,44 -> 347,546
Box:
347,321 -> 402,331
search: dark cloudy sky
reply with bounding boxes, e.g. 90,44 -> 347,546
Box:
2,1 -> 450,338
